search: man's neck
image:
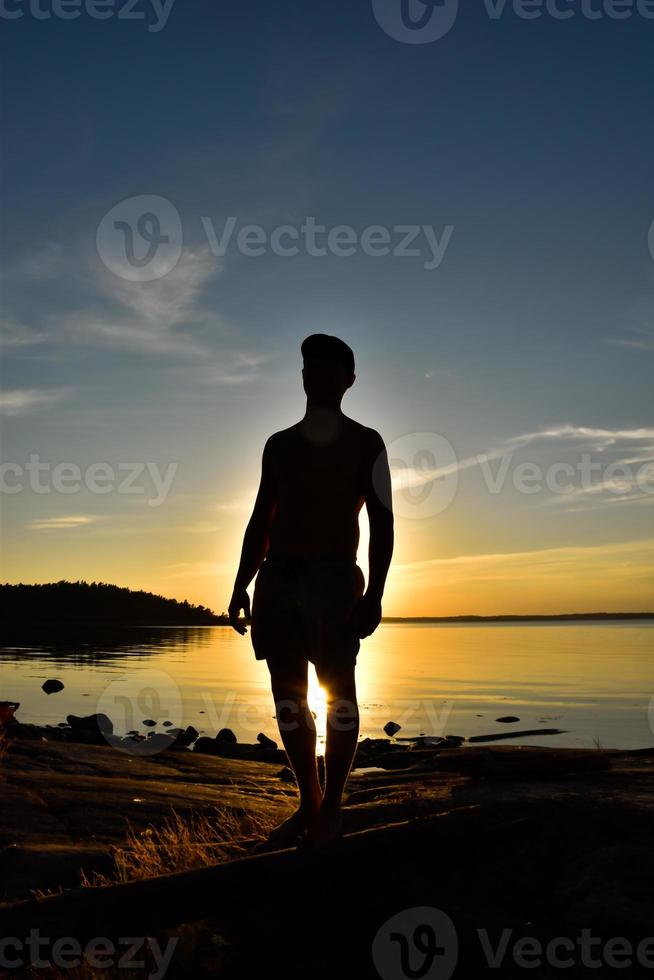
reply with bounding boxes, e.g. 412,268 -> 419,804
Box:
300,402 -> 346,445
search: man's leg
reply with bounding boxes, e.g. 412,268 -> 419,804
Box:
265,657 -> 323,840
307,661 -> 359,842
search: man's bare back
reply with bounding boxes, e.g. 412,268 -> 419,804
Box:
265,413 -> 386,562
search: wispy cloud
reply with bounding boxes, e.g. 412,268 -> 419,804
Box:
441,424 -> 654,513
506,425 -> 654,450
395,537 -> 654,589
27,515 -> 100,530
0,318 -> 45,348
202,352 -> 270,385
57,247 -> 219,357
391,424 -> 654,513
212,494 -> 255,512
608,325 -> 654,351
390,450 -> 503,493
2,242 -> 266,383
0,388 -> 71,416
607,291 -> 654,351
507,425 -> 654,511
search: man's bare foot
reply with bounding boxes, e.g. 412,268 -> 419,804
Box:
254,801 -> 321,852
301,804 -> 344,847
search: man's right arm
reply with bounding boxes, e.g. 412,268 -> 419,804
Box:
228,437 -> 278,635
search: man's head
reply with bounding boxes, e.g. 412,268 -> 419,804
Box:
301,334 -> 356,406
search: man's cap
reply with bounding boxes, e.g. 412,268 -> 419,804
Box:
301,334 -> 355,374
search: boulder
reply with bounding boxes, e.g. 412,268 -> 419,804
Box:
41,680 -> 64,695
66,713 -> 113,741
192,737 -> 222,756
173,726 -> 199,748
0,702 -> 20,726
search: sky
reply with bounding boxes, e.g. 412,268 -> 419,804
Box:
1,0 -> 653,615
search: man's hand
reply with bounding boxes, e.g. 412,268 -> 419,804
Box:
228,587 -> 251,635
348,591 -> 383,639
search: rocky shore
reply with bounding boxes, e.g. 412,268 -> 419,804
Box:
2,697 -> 569,767
2,700 -> 654,978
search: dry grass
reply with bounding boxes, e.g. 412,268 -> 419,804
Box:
80,805 -> 277,887
21,806 -> 279,977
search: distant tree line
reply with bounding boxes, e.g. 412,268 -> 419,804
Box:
0,581 -> 230,626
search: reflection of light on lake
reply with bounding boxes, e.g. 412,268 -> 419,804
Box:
308,669 -> 328,752
3,623 -> 654,751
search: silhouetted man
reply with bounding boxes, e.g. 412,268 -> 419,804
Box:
229,334 -> 394,847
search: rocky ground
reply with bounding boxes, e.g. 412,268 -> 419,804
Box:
1,728 -> 654,978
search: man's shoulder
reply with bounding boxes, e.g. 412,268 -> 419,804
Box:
263,425 -> 300,453
348,419 -> 386,451
264,419 -> 386,453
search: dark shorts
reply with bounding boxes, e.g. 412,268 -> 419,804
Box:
250,555 -> 366,671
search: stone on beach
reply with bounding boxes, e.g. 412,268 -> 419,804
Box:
194,733 -> 286,764
0,701 -> 20,726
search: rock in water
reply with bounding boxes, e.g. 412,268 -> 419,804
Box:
384,721 -> 402,737
42,679 -> 64,695
66,713 -> 113,738
257,732 -> 277,749
496,716 -> 520,724
216,728 -> 237,743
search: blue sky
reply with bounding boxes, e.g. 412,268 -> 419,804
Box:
2,0 -> 653,613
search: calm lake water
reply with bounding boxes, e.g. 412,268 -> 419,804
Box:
2,623 -> 653,752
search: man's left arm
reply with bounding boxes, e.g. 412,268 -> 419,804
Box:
355,429 -> 394,638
